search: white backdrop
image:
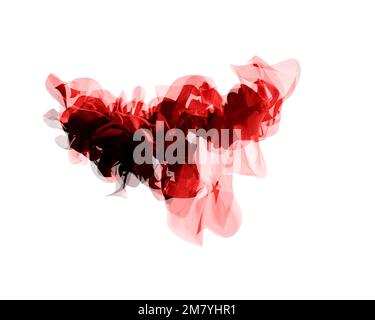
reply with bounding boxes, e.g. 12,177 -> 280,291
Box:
0,0 -> 374,299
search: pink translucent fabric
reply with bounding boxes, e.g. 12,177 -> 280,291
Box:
44,56 -> 300,244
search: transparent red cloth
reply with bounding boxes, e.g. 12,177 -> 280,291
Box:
44,57 -> 300,244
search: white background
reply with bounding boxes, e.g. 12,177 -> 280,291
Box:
0,0 -> 374,299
